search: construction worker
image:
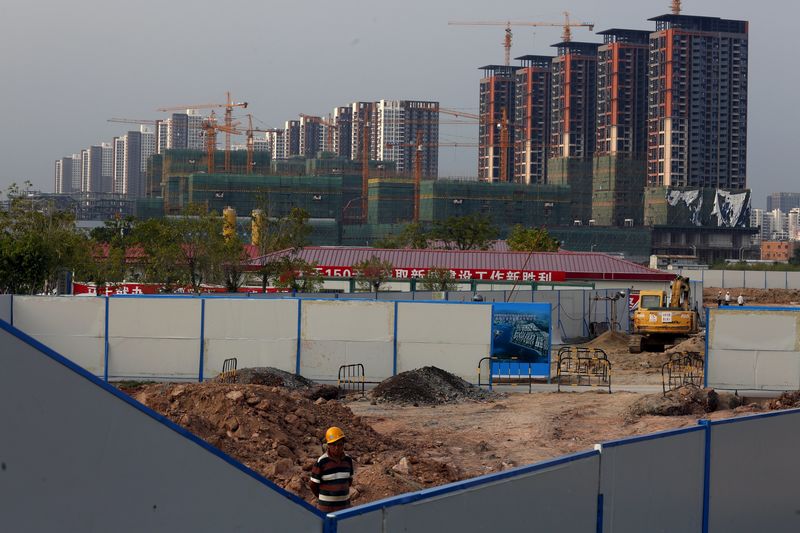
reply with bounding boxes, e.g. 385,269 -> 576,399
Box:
724,291 -> 731,306
716,290 -> 723,307
737,294 -> 745,306
309,426 -> 354,513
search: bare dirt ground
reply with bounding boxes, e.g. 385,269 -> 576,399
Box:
116,290 -> 797,507
703,287 -> 800,306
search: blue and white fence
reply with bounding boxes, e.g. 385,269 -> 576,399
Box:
3,318 -> 799,532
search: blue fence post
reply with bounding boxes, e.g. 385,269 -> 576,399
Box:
198,299 -> 206,382
764,270 -> 767,289
786,271 -> 789,290
393,301 -> 399,376
596,493 -> 604,533
9,294 -> 13,327
699,419 -> 712,533
704,306 -> 710,388
104,296 -> 109,383
295,300 -> 303,375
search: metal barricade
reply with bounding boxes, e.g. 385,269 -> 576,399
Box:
221,357 -> 238,384
477,356 -> 532,393
337,363 -> 365,397
662,351 -> 704,395
556,347 -> 612,393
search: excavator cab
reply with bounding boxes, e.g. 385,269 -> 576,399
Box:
629,276 -> 698,353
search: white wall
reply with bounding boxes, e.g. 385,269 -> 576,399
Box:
0,294 -> 11,323
108,298 -> 201,381
396,302 -> 491,381
203,299 -> 299,378
0,322 -> 324,532
707,308 -> 800,390
12,296 -> 106,376
300,300 -> 395,381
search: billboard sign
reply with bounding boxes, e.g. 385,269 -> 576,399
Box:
317,266 -> 566,282
490,302 -> 552,379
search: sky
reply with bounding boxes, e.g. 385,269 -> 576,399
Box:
0,0 -> 795,207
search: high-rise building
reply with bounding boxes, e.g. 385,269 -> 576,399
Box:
767,192 -> 800,213
112,126 -> 154,198
750,208 -> 765,243
646,14 -> 749,189
186,110 -> 204,150
513,55 -> 552,184
54,158 -> 74,194
100,142 -> 114,193
299,116 -> 323,158
548,41 -> 600,222
350,102 -> 378,163
374,100 -> 438,178
113,137 -> 126,194
789,208 -> 800,241
81,146 -> 104,193
70,154 -> 82,192
333,106 -> 353,159
592,29 -> 650,226
265,130 -> 286,160
284,120 -> 301,158
478,65 -> 519,182
166,112 -> 189,150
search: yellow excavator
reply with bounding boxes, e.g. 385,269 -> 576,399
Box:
628,275 -> 699,353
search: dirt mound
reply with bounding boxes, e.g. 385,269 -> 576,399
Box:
704,287 -> 800,306
371,366 -> 496,405
628,387 -> 742,418
586,330 -> 630,352
768,391 -> 800,410
228,367 -> 316,388
125,382 -> 462,506
665,334 -> 705,355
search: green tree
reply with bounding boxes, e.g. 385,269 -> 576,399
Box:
506,225 -> 560,252
129,218 -> 185,292
270,256 -> 323,292
375,222 -> 430,249
81,216 -> 140,290
429,214 -> 498,250
252,207 -> 312,291
0,183 -> 90,294
352,255 -> 394,293
419,267 -> 457,291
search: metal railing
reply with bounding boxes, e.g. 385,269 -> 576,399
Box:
337,363 -> 366,397
556,347 -> 612,393
662,351 -> 704,395
221,357 -> 238,384
477,356 -> 533,393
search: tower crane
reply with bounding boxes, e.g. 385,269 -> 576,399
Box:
449,12 -> 594,66
385,131 -> 477,223
434,107 -> 512,182
157,92 -> 248,172
107,118 -> 158,126
244,114 -> 282,174
200,111 -> 243,174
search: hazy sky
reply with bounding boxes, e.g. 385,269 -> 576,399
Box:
0,0 -> 793,207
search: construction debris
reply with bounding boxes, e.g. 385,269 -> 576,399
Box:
627,387 -> 742,418
371,366 -> 497,405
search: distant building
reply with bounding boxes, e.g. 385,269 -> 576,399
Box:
646,14 -> 749,189
332,106 -> 353,159
54,157 -> 75,194
767,192 -> 800,213
376,100 -> 438,178
350,102 -> 377,162
761,241 -> 798,262
299,116 -> 322,158
284,120 -> 301,158
265,130 -> 286,160
513,55 -> 552,185
479,65 -> 519,182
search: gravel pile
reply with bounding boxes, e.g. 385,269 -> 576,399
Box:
227,367 -> 316,388
371,366 -> 496,405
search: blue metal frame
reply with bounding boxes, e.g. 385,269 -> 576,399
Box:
0,318 -> 324,517
699,419 -> 711,533
330,450 -> 599,520
599,425 -> 703,449
704,306 -> 710,387
198,299 -> 206,382
392,301 -> 398,376
104,296 -> 109,383
596,493 -> 604,533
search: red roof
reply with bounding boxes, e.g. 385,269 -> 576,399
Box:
251,247 -> 674,282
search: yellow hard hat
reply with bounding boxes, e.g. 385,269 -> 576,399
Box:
325,426 -> 345,444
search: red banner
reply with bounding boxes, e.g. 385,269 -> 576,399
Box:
317,266 -> 566,283
73,282 -> 288,296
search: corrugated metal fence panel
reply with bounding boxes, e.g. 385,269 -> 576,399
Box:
108,298 -> 202,381
788,271 -> 800,290
701,270 -> 723,288
335,452 -> 600,533
599,428 -> 705,533
561,290 -> 586,340
12,296 -> 106,376
706,410 -> 800,533
707,308 -> 800,390
766,271 -> 789,289
0,323 -> 324,532
203,299 -> 299,378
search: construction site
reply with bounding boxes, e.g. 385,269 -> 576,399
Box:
4,281 -> 800,531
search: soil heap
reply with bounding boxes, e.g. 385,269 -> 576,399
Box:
371,366 -> 496,405
223,367 -> 341,401
628,386 -> 742,418
125,382 -> 462,505
768,391 -> 800,410
586,331 -> 630,352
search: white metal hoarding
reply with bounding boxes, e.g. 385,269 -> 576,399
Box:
300,300 -> 394,381
0,323 -> 324,532
203,299 -> 299,378
11,296 -> 105,376
108,298 -> 202,380
396,302 -> 491,381
598,428 -> 705,533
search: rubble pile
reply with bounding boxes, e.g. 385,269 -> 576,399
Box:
371,366 -> 496,405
